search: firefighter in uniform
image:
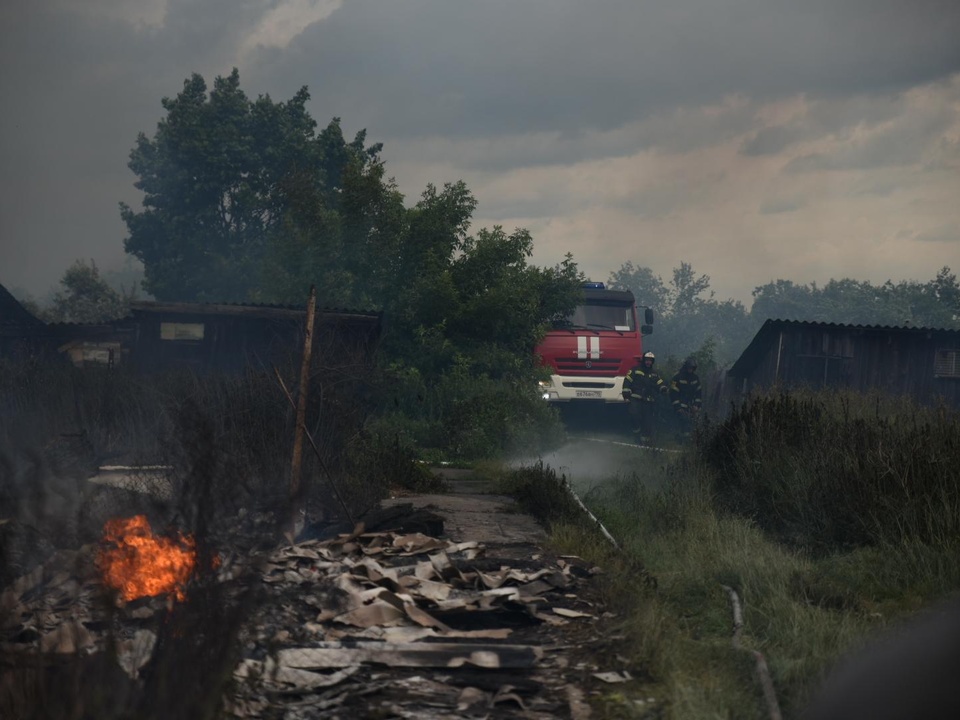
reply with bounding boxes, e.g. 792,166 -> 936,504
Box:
670,356 -> 703,441
622,351 -> 668,444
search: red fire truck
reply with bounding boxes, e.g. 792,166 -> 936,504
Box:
536,282 -> 654,403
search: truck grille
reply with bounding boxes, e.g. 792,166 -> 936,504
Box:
562,381 -> 616,388
555,359 -> 623,375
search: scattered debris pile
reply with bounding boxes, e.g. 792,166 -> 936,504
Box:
2,520 -> 612,718
232,526 -> 606,717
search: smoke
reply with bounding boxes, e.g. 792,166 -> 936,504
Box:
509,437 -> 667,495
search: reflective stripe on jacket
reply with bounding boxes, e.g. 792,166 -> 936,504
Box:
669,372 -> 703,409
623,366 -> 666,402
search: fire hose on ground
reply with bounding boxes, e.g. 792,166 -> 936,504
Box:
554,444 -> 783,719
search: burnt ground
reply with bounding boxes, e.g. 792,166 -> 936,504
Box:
227,469 -> 657,719
2,463 -> 658,719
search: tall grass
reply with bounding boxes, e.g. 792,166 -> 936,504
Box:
501,388 -> 960,717
701,389 -> 960,551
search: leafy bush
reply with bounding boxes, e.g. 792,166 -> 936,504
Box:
369,358 -> 567,461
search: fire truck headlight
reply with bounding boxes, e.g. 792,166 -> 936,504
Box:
542,392 -> 551,400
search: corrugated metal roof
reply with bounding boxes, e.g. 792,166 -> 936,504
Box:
728,318 -> 960,377
44,320 -> 131,328
128,300 -> 380,319
762,319 -> 960,333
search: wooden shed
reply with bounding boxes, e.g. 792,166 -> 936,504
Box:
727,319 -> 960,408
126,301 -> 381,375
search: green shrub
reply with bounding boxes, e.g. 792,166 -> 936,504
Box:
369,358 -> 567,461
497,460 -> 586,529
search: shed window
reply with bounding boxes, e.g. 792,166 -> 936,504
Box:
935,349 -> 960,378
160,322 -> 205,341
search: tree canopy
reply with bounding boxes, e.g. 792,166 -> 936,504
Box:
121,69 -> 382,303
608,261 -> 753,366
46,260 -> 130,324
121,69 -> 583,382
750,268 -> 960,329
121,70 -> 579,373
118,70 -> 585,458
609,262 -> 960,367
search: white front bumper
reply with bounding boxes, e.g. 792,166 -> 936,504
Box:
539,374 -> 627,403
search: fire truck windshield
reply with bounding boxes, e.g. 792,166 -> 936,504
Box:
556,302 -> 635,331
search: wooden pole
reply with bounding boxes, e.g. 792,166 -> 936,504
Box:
289,286 -> 317,520
274,366 -> 355,526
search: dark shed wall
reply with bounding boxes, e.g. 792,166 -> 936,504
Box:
129,310 -> 380,375
733,322 -> 960,408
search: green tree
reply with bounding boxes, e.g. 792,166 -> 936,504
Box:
121,72 -> 587,459
669,262 -> 712,314
608,261 -> 669,316
122,69 -> 381,302
749,279 -> 819,322
608,261 -> 752,365
371,214 -> 583,459
374,183 -> 582,379
48,260 -> 129,324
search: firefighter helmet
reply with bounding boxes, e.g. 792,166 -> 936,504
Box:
643,352 -> 655,360
683,356 -> 698,370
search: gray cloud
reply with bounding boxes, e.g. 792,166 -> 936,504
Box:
0,0 -> 280,292
250,0 -> 960,140
2,0 -> 960,295
784,98 -> 957,172
915,223 -> 960,243
850,174 -> 908,197
598,169 -> 728,220
759,197 -> 804,214
740,91 -> 933,157
473,193 -> 584,223
742,125 -> 802,156
783,153 -> 827,173
384,100 -> 759,176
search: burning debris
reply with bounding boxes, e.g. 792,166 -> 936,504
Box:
97,515 -> 197,602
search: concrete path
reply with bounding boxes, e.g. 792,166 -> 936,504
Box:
384,468 -> 545,547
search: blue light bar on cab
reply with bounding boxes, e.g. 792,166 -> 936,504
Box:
582,282 -> 605,289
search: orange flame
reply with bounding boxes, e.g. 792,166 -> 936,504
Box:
98,515 -> 197,602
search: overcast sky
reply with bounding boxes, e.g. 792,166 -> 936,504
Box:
2,0 -> 959,305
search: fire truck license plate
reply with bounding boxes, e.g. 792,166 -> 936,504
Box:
576,390 -> 602,398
